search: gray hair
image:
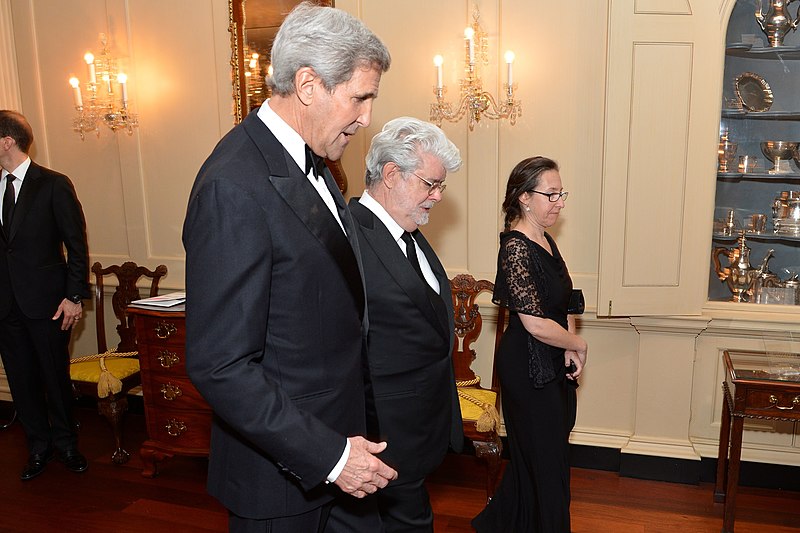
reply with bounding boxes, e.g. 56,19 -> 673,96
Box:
269,2 -> 391,96
365,117 -> 462,188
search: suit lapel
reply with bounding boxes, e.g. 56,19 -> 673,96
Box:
6,163 -> 43,242
242,114 -> 365,319
413,230 -> 452,340
349,200 -> 449,340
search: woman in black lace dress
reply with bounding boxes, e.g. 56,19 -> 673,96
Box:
472,156 -> 588,532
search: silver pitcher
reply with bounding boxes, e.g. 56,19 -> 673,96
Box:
752,249 -> 781,302
756,0 -> 800,47
713,232 -> 757,302
772,190 -> 800,235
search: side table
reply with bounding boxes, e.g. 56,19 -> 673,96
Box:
715,349 -> 800,533
127,305 -> 212,477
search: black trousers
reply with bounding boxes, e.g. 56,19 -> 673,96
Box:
377,477 -> 434,533
229,493 -> 381,533
0,298 -> 77,455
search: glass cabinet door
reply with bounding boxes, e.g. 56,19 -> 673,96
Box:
710,0 -> 800,305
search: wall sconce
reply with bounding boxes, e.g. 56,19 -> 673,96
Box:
68,34 -> 138,139
430,8 -> 521,130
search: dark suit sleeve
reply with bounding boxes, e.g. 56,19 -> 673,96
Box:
183,176 -> 345,489
52,174 -> 89,300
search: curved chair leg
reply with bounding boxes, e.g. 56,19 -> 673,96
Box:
97,393 -> 130,464
0,409 -> 16,430
474,435 -> 503,501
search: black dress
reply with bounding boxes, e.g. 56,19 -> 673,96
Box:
472,230 -> 577,533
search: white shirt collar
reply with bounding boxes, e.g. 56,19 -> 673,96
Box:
256,100 -> 307,175
358,189 -> 407,243
1,156 -> 31,182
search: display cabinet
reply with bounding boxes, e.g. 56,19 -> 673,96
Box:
710,1 -> 800,305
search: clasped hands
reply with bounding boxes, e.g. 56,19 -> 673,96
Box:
333,436 -> 398,498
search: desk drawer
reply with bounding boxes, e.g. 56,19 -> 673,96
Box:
145,408 -> 211,451
139,344 -> 187,375
136,315 -> 185,346
745,389 -> 800,416
142,375 -> 208,410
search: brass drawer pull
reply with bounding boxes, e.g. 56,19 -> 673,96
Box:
768,394 -> 800,410
157,350 -> 180,368
161,383 -> 183,401
165,418 -> 187,437
154,321 -> 177,339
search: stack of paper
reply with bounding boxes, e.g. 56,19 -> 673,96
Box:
131,291 -> 186,308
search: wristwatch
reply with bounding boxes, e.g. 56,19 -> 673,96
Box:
68,295 -> 84,306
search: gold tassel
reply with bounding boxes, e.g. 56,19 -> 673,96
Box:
475,403 -> 501,433
96,356 -> 122,398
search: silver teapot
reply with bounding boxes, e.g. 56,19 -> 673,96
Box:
756,0 -> 800,47
713,232 -> 757,302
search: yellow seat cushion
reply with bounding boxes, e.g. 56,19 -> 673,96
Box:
457,387 -> 498,422
70,357 -> 140,383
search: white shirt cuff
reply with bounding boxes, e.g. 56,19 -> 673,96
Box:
326,438 -> 350,483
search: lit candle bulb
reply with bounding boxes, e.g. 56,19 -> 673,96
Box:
267,64 -> 273,78
433,55 -> 443,90
464,27 -> 475,65
117,73 -> 128,105
504,50 -> 515,87
69,77 -> 83,107
84,52 -> 96,84
103,74 -> 112,94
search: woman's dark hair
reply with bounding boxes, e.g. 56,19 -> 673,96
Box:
501,156 -> 559,230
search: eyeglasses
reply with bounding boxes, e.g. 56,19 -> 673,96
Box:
412,172 -> 447,195
530,190 -> 569,202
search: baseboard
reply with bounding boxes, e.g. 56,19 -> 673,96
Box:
571,444 -> 800,491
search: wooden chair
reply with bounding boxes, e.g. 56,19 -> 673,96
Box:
450,273 -> 507,501
70,261 -> 168,464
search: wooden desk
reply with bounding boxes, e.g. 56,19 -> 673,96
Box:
128,306 -> 212,477
715,349 -> 800,533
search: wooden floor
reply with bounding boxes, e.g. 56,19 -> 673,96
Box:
0,406 -> 797,532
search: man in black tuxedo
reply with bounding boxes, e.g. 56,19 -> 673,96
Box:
0,110 -> 89,480
182,3 -> 396,532
348,117 -> 463,532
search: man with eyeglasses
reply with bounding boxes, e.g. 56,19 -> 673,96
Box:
347,117 -> 462,532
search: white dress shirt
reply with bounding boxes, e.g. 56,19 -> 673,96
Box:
256,101 -> 346,234
358,190 -> 440,294
1,157 -> 31,225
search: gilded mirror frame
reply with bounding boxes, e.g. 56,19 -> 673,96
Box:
228,0 -> 347,191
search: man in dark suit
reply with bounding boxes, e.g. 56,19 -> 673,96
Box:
0,110 -> 90,480
348,117 -> 463,532
182,3 -> 396,532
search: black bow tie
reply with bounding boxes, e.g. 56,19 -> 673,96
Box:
305,145 -> 325,180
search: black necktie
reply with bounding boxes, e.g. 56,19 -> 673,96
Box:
3,174 -> 16,233
400,231 -> 427,283
305,145 -> 325,180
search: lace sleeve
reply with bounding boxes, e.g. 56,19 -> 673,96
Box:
493,235 -> 544,316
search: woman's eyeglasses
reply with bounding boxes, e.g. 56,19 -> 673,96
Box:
530,190 -> 569,202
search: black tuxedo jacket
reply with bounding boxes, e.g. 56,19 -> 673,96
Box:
349,199 -> 463,482
183,112 -> 369,519
0,162 -> 89,319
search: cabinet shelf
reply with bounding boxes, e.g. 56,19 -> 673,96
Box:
721,110 -> 800,120
726,43 -> 800,60
712,233 -> 800,243
718,172 -> 800,180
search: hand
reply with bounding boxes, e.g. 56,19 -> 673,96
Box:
333,436 -> 398,498
565,347 -> 587,380
52,299 -> 82,331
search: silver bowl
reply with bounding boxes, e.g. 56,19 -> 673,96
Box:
761,141 -> 799,174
